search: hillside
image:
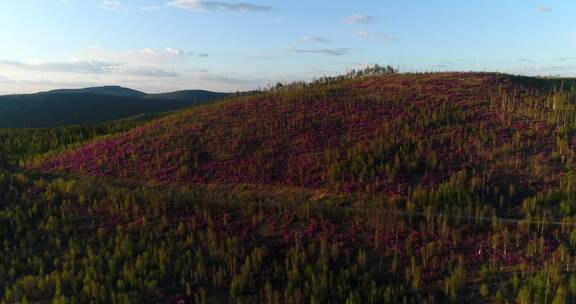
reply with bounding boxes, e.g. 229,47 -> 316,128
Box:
12,71 -> 576,303
0,88 -> 230,128
144,90 -> 231,101
0,112 -> 166,167
38,72 -> 576,210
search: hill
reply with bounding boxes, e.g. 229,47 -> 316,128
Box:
37,72 -> 576,208
144,90 -> 231,101
0,88 -> 231,128
45,85 -> 146,98
45,86 -> 232,101
15,71 -> 576,303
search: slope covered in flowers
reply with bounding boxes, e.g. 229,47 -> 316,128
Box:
13,71 -> 576,303
37,72 -> 575,208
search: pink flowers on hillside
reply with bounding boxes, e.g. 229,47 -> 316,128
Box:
37,72 -> 564,207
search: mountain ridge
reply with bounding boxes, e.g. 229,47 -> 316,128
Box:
44,86 -> 147,98
0,86 -> 233,128
42,86 -> 233,101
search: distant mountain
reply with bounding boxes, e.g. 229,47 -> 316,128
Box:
44,86 -> 233,101
0,87 -> 231,128
45,86 -> 146,98
145,90 -> 231,101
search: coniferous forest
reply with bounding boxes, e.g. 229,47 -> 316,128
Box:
3,67 -> 576,303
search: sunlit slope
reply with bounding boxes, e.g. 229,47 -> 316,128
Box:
37,72 -> 576,204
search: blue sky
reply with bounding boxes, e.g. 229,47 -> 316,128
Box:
0,0 -> 575,94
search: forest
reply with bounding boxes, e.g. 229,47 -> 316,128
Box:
3,68 -> 576,303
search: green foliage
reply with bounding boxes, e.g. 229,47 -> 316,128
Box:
4,71 -> 576,303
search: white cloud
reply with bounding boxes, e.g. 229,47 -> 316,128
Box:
169,0 -> 271,12
344,14 -> 374,24
289,47 -> 352,56
188,52 -> 210,57
303,36 -> 332,44
0,60 -> 179,78
1,60 -> 121,74
0,75 -> 13,83
100,0 -> 123,11
165,48 -> 185,56
123,66 -> 179,77
84,45 -> 103,52
76,47 -> 207,69
140,48 -> 160,56
140,6 -> 161,11
0,58 -> 291,95
139,48 -> 205,58
357,31 -> 398,42
534,6 -> 552,13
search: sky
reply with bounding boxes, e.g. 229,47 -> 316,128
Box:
0,0 -> 575,94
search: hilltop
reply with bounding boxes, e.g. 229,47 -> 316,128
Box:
144,90 -> 231,101
45,86 -> 147,98
37,72 -> 576,211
